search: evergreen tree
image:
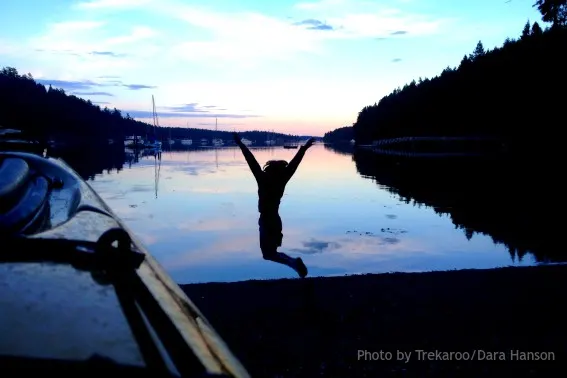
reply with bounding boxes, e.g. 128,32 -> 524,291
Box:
522,20 -> 532,38
532,21 -> 544,35
472,40 -> 486,59
534,0 -> 567,27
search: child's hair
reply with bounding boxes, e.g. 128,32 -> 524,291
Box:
263,160 -> 288,175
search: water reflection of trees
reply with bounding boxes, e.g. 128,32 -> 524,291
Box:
323,143 -> 354,157
50,144 -> 265,181
48,144 -> 127,181
339,146 -> 560,263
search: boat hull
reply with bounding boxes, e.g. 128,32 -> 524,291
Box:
0,151 -> 249,377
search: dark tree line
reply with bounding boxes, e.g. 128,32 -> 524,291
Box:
323,126 -> 354,143
0,67 -> 309,145
329,11 -> 566,156
0,67 -> 149,144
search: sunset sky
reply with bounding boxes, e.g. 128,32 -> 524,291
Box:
0,0 -> 542,136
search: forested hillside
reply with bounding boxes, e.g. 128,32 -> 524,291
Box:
0,67 -> 304,144
323,126 -> 353,143
338,12 -> 566,156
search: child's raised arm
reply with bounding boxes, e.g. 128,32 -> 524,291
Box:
234,133 -> 262,182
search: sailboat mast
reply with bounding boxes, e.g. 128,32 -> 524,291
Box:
151,94 -> 161,141
152,95 -> 156,129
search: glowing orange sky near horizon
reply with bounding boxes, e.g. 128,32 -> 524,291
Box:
134,115 -> 347,137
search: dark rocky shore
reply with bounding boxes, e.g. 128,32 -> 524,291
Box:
181,265 -> 567,377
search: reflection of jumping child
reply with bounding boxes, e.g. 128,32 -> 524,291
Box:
234,133 -> 314,278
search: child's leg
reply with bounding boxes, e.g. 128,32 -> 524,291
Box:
262,250 -> 308,278
259,214 -> 308,277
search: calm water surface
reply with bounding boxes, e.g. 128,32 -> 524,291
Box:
86,145 -> 535,284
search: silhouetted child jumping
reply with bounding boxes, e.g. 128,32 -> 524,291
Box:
234,133 -> 314,278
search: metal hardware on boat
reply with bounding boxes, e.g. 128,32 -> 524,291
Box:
1,229 -> 146,274
94,228 -> 145,271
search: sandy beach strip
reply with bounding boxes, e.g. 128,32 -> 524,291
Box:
182,265 -> 567,377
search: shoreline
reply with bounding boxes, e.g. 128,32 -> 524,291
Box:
181,265 -> 567,377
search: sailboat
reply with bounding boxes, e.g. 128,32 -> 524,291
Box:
145,95 -> 162,150
265,129 -> 276,146
212,118 -> 224,147
124,135 -> 144,147
167,128 -> 175,147
181,122 -> 193,146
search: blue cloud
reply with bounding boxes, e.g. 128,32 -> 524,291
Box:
390,30 -> 408,35
36,78 -> 156,92
125,110 -> 260,119
72,91 -> 114,96
166,103 -> 207,112
197,122 -> 246,126
200,105 -> 226,110
392,58 -> 402,63
89,51 -> 127,57
294,19 -> 334,31
165,103 -> 227,112
36,79 -> 98,90
310,24 -> 333,30
123,84 -> 157,90
294,19 -> 320,26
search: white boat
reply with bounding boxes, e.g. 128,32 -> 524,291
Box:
180,122 -> 193,146
144,140 -> 162,149
124,135 -> 143,146
264,129 -> 276,146
241,138 -> 252,146
283,143 -> 297,149
141,146 -> 161,157
212,118 -> 224,147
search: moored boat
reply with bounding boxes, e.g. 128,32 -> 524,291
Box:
240,138 -> 252,146
124,135 -> 144,147
144,140 -> 162,149
0,148 -> 250,377
212,118 -> 224,147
